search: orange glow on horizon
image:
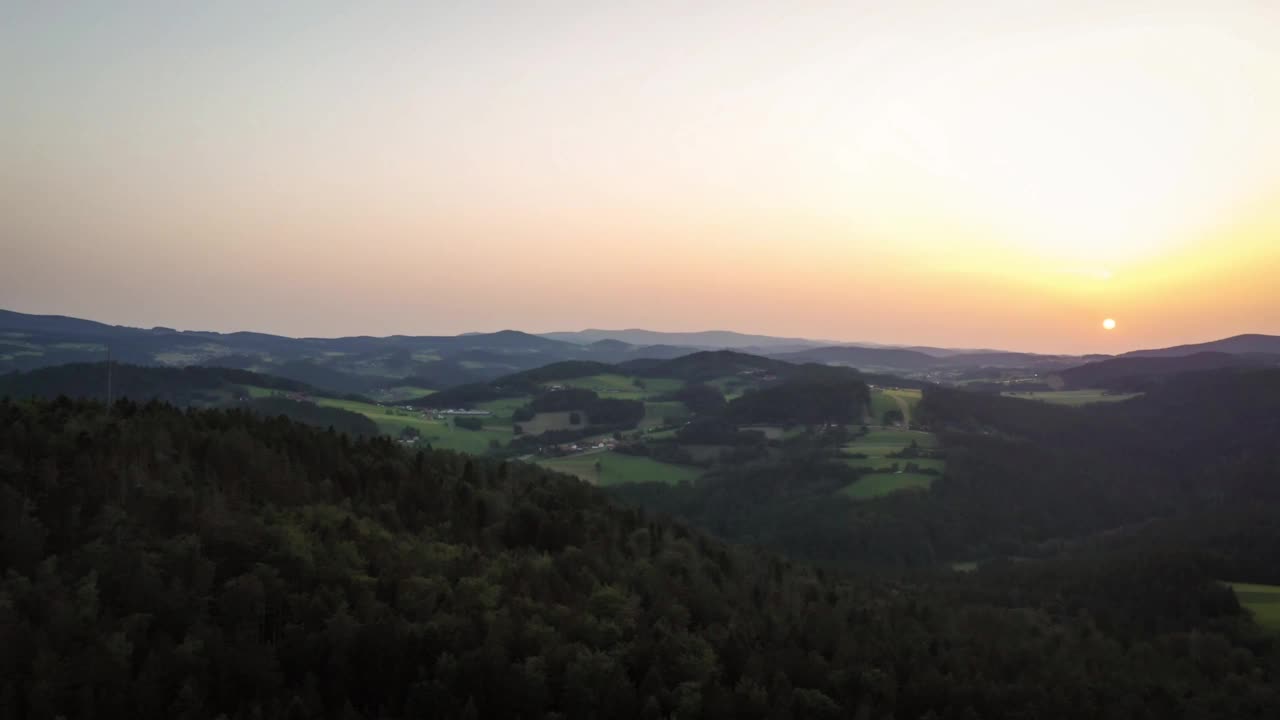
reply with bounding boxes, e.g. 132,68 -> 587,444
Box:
1,3 -> 1278,354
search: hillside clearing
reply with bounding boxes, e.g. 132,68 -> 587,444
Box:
642,400 -> 687,429
1228,582 -> 1280,631
840,427 -> 944,500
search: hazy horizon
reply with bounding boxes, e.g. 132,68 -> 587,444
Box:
4,302 -> 1270,357
4,1 -> 1279,354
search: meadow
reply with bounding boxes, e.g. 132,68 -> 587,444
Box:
641,400 -> 688,429
884,388 -> 922,420
248,388 -> 513,455
707,376 -> 750,400
867,391 -> 900,424
868,387 -> 923,424
840,428 -> 943,500
475,396 -> 531,423
1228,582 -> 1280,631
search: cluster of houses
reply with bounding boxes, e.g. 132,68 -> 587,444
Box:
550,438 -> 618,455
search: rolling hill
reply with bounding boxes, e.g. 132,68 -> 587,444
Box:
0,309 -> 705,392
539,327 -> 831,348
769,345 -> 1085,372
0,362 -> 381,435
1121,333 -> 1280,358
1053,351 -> 1280,390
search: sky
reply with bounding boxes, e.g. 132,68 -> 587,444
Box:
2,1 -> 1279,354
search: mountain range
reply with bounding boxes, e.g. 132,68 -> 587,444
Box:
4,308 -> 1278,394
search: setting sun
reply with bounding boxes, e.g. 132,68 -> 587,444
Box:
1103,318 -> 1117,331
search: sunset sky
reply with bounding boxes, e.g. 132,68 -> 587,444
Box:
3,1 -> 1278,353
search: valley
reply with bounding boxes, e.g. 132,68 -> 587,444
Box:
5,312 -> 1280,718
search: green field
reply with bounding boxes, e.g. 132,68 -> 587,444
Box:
840,472 -> 934,500
638,377 -> 685,396
868,391 -> 900,424
707,376 -> 751,400
642,400 -> 688,429
294,393 -> 511,454
840,428 -> 943,500
537,450 -> 701,486
885,388 -> 922,420
1228,582 -> 1280,631
476,396 -> 532,424
1002,389 -> 1141,406
868,388 -> 923,425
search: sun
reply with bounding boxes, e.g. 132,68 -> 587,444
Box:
1102,318 -> 1117,331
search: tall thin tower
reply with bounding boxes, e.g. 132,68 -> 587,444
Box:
106,345 -> 113,410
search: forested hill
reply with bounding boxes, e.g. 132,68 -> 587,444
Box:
612,368 -> 1280,572
0,362 -> 310,405
4,397 -> 1280,718
0,363 -> 380,437
1052,352 -> 1278,390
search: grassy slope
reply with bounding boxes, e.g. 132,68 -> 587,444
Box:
249,389 -> 514,455
840,428 -> 943,500
476,397 -> 530,424
641,400 -> 687,428
707,375 -> 751,400
885,388 -> 922,420
868,388 -> 924,423
868,391 -> 900,423
1229,582 -> 1280,631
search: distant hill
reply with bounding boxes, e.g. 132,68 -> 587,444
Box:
0,309 -> 700,392
767,345 -> 940,370
1121,334 -> 1280,358
0,362 -> 381,434
411,350 -> 907,414
769,345 -> 1083,372
1054,352 -> 1280,390
619,350 -> 793,381
0,362 -> 311,405
8,308 -> 1277,392
540,328 -> 830,349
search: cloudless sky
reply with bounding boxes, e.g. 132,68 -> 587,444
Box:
3,1 -> 1278,353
